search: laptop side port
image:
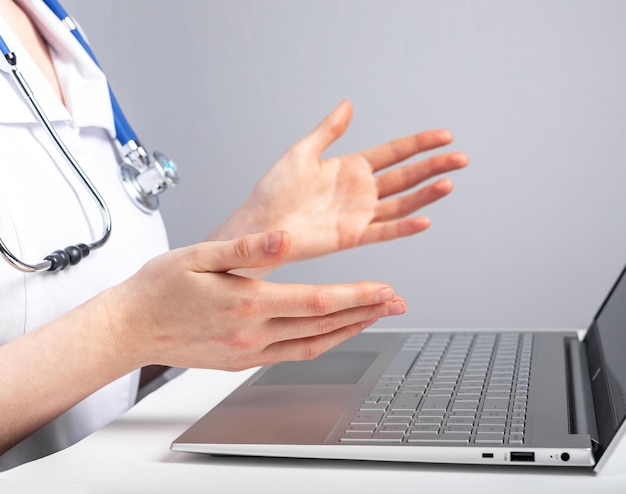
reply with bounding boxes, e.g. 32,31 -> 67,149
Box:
510,451 -> 535,462
482,453 -> 494,458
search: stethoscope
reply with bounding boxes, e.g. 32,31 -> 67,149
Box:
0,0 -> 179,273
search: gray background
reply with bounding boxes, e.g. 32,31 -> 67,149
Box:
63,0 -> 626,330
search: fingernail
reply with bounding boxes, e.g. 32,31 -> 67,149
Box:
377,288 -> 394,302
388,301 -> 406,315
265,232 -> 283,254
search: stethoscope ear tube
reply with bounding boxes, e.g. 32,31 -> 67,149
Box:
0,58 -> 112,273
40,0 -> 136,147
0,0 -> 180,273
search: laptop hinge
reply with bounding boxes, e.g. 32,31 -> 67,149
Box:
566,337 -> 600,450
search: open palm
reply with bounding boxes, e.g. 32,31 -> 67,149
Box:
211,100 -> 469,264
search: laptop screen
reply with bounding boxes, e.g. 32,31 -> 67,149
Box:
585,265 -> 626,456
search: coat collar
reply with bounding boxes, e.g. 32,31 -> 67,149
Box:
0,0 -> 115,138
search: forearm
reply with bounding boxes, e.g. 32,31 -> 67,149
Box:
0,291 -> 136,455
0,232 -> 408,455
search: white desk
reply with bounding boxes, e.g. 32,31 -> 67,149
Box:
3,366 -> 626,494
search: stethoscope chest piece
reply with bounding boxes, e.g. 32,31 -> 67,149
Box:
120,150 -> 180,213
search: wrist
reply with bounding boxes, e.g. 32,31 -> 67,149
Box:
94,284 -> 148,372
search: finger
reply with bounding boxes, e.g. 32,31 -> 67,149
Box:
248,281 -> 398,319
295,99 -> 353,157
185,231 -> 291,273
270,297 -> 407,343
359,216 -> 431,245
235,281 -> 395,319
374,178 -> 454,222
261,319 -> 379,364
361,129 -> 454,173
376,151 -> 469,199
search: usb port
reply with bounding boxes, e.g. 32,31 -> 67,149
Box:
510,451 -> 535,462
482,453 -> 494,459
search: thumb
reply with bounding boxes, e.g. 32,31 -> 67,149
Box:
190,231 -> 291,273
299,99 -> 353,157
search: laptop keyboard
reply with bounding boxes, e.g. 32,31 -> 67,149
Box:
340,332 -> 533,445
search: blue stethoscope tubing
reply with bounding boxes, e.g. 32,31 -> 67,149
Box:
40,0 -> 136,147
0,0 -> 179,273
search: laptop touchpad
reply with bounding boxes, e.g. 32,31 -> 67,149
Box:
251,351 -> 378,386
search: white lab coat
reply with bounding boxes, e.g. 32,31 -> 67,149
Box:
0,1 -> 171,471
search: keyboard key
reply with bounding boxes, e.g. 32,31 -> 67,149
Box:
459,385 -> 483,391
445,425 -> 472,433
382,416 -> 411,425
457,392 -> 481,399
408,432 -> 470,443
421,396 -> 450,411
340,432 -> 373,442
485,391 -> 511,399
452,402 -> 478,411
359,402 -> 388,411
417,410 -> 445,417
446,416 -> 474,425
478,417 -> 506,425
340,432 -> 404,443
430,385 -> 455,392
410,424 -> 440,433
390,395 -> 423,411
374,382 -> 400,390
481,410 -> 507,418
345,425 -> 375,433
475,434 -> 504,444
482,398 -> 509,410
351,410 -> 384,425
415,416 -> 443,424
428,391 -> 453,397
402,384 -> 427,392
406,379 -> 430,387
477,425 -> 505,434
380,424 -> 408,433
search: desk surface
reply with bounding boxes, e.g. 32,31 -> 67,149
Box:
3,365 -> 626,493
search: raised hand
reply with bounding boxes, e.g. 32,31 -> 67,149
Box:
210,100 -> 469,264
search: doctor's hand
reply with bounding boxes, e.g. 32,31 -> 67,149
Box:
105,230 -> 405,372
209,100 -> 469,265
0,231 -> 405,452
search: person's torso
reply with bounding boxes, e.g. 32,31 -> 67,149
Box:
0,0 -> 170,470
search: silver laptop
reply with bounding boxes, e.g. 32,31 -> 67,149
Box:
171,264 -> 626,471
